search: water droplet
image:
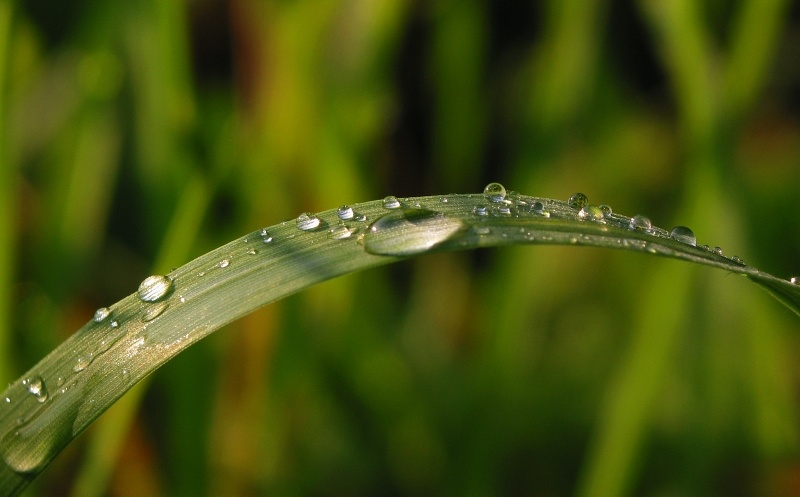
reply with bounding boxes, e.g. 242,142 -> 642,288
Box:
712,246 -> 723,255
93,307 -> 110,323
629,214 -> 652,232
474,226 -> 491,235
259,229 -> 273,243
355,214 -> 368,222
669,226 -> 697,246
296,212 -> 321,231
483,182 -> 507,203
3,397 -> 10,403
363,208 -> 466,256
790,276 -> 798,285
473,205 -> 488,216
382,196 -> 401,209
568,193 -> 588,210
578,205 -> 604,221
731,255 -> 744,265
22,376 -> 48,403
110,320 -> 119,328
73,356 -> 92,373
337,205 -> 354,220
218,259 -> 230,268
599,204 -> 613,217
440,197 -> 449,203
142,302 -> 169,322
246,248 -> 257,255
328,223 -> 354,240
137,275 -> 173,303
532,201 -> 545,214
494,204 -> 511,216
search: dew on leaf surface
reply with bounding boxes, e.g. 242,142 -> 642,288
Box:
483,182 -> 507,203
670,226 -> 697,246
578,205 -> 604,221
296,212 -> 321,231
568,193 -> 588,210
629,214 -> 652,232
382,196 -> 401,209
137,275 -> 173,303
93,307 -> 110,323
363,208 -> 466,256
337,205 -> 354,220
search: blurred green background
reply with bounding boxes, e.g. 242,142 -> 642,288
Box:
1,0 -> 800,495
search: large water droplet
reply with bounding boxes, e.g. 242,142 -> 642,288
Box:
670,226 -> 697,246
568,193 -> 588,210
363,208 -> 466,256
22,376 -> 48,403
137,275 -> 173,302
93,307 -> 110,323
296,212 -> 321,231
578,205 -> 604,221
337,205 -> 354,220
483,182 -> 507,203
382,196 -> 401,209
629,214 -> 652,232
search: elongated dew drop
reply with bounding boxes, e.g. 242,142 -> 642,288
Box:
629,214 -> 652,231
73,356 -> 91,373
218,259 -> 230,268
142,302 -> 169,322
578,205 -> 604,221
363,208 -> 466,256
337,205 -> 354,220
483,182 -> 507,203
93,307 -> 110,323
382,196 -> 401,209
296,212 -> 321,231
328,224 -> 354,240
137,275 -> 173,303
568,193 -> 588,210
670,226 -> 697,246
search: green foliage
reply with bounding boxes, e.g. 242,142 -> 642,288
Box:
1,0 -> 799,496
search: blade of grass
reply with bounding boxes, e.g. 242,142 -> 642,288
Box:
0,188 -> 797,496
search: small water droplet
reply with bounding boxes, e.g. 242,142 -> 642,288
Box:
363,208 -> 466,256
532,201 -> 545,214
246,248 -> 257,255
568,193 -> 588,210
260,229 -> 273,243
731,255 -> 744,265
712,246 -> 723,255
382,196 -> 401,209
494,204 -> 511,216
93,307 -> 111,323
790,276 -> 798,285
142,302 -> 169,322
73,356 -> 92,373
599,204 -> 613,217
473,205 -> 488,216
355,214 -> 368,222
4,397 -> 10,403
669,226 -> 697,246
137,275 -> 173,303
629,214 -> 652,232
578,205 -> 604,221
483,182 -> 507,203
218,259 -> 230,268
110,320 -> 119,328
328,223 -> 354,240
337,205 -> 354,220
22,376 -> 48,403
296,212 -> 321,231
440,197 -> 449,203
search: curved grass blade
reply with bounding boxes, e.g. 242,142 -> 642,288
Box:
0,186 -> 797,496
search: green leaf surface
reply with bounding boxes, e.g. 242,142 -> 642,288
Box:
0,188 -> 796,496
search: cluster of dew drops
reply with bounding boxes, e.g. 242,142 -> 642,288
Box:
7,184 -> 798,413
475,182 -> 777,273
